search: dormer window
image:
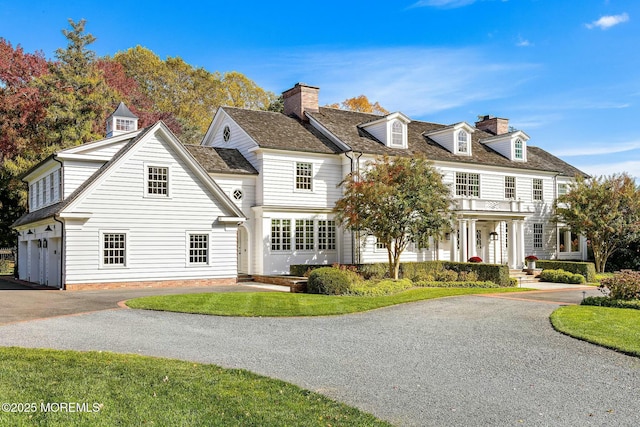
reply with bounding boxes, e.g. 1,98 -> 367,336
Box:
457,131 -> 469,154
514,139 -> 523,159
391,120 -> 403,146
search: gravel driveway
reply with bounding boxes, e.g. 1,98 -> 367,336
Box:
0,293 -> 638,426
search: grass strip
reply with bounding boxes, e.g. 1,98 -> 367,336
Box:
126,287 -> 529,317
0,347 -> 390,426
550,306 -> 640,357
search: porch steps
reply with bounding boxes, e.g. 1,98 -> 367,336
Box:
509,269 -> 542,286
250,275 -> 308,293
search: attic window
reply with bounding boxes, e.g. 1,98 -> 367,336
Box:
116,119 -> 134,132
457,131 -> 469,154
391,120 -> 403,146
514,139 -> 523,159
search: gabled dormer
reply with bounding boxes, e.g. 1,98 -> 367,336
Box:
106,102 -> 138,137
480,130 -> 530,162
423,122 -> 476,156
358,112 -> 411,149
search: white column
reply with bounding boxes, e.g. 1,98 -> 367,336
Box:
564,230 -> 572,253
508,220 -> 518,269
517,220 -> 525,269
450,227 -> 458,262
469,219 -> 477,258
459,219 -> 468,262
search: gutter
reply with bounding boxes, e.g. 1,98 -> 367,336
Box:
343,151 -> 363,264
52,155 -> 65,290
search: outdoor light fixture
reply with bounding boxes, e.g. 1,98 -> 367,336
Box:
444,233 -> 451,241
27,229 -> 33,235
45,225 -> 52,232
489,231 -> 499,241
42,239 -> 48,248
37,239 -> 42,248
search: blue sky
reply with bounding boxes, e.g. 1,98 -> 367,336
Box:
2,0 -> 639,178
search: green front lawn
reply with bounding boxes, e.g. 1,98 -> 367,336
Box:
126,287 -> 530,317
550,306 -> 640,357
0,347 -> 390,427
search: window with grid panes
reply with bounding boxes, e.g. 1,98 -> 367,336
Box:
103,233 -> 126,266
147,166 -> 168,196
455,172 -> 479,197
271,219 -> 291,251
505,176 -> 516,199
457,131 -> 468,153
116,118 -> 134,131
514,139 -> 523,159
295,219 -> 314,251
533,179 -> 543,201
318,220 -> 336,250
533,223 -> 543,248
189,234 -> 208,264
391,120 -> 403,146
295,162 -> 313,191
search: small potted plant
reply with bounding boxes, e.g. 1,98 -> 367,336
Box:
468,256 -> 482,263
524,255 -> 538,271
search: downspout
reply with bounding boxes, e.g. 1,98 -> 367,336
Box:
343,151 -> 356,265
53,155 -> 65,290
343,151 -> 363,265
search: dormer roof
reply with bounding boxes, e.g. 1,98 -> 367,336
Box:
108,102 -> 138,119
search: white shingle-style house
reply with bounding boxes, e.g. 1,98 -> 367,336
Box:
198,83 -> 588,276
12,103 -> 245,289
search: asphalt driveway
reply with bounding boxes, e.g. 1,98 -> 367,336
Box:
0,283 -> 636,426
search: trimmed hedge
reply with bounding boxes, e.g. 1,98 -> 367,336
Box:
349,279 -> 414,296
307,267 -> 362,295
413,280 -> 499,289
291,261 -> 511,287
539,269 -> 586,284
582,296 -> 640,310
536,260 -> 596,282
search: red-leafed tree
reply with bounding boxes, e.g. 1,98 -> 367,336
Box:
334,155 -> 452,279
0,38 -> 48,162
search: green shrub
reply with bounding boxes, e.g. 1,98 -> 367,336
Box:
509,277 -> 519,287
535,260 -> 596,282
435,269 -> 458,282
539,269 -> 586,284
582,296 -> 640,310
600,270 -> 640,300
307,267 -> 362,295
349,279 -> 413,296
457,271 -> 478,282
413,280 -> 499,288
357,263 -> 390,280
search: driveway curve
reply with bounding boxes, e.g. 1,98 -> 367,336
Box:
0,294 -> 638,426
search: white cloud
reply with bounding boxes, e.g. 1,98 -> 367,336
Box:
516,36 -> 532,47
551,141 -> 640,157
575,160 -> 640,180
410,0 -> 477,8
586,13 -> 629,30
255,47 -> 538,118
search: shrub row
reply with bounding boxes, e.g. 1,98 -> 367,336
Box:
306,267 -> 362,295
581,296 -> 640,310
539,269 -> 586,284
536,260 -> 596,282
599,270 -> 640,300
349,279 -> 414,296
291,261 -> 510,286
413,280 -> 499,289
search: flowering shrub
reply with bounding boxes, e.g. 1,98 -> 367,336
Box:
525,255 -> 538,262
599,270 -> 640,300
468,256 -> 482,263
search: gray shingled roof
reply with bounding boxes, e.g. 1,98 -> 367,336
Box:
222,107 -> 342,154
307,107 -> 586,177
184,145 -> 258,175
109,102 -> 138,119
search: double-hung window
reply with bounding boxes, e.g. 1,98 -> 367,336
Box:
189,234 -> 208,264
514,139 -> 523,160
295,219 -> 314,251
318,220 -> 336,250
455,172 -> 480,197
147,166 -> 169,196
271,219 -> 291,251
102,232 -> 127,267
533,223 -> 543,248
533,179 -> 543,201
457,131 -> 468,154
295,162 -> 313,191
505,176 -> 516,199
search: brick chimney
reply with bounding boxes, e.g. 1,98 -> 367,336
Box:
283,83 -> 319,121
475,115 -> 509,135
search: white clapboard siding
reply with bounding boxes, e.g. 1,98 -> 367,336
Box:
363,121 -> 389,146
204,113 -> 260,171
63,160 -> 104,198
261,152 -> 342,208
64,132 -> 237,284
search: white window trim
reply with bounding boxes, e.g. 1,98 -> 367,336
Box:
271,219 -> 292,253
456,130 -> 471,155
293,162 -> 314,193
389,119 -> 405,148
318,219 -> 337,252
144,163 -> 171,198
99,230 -> 129,269
186,231 -> 210,266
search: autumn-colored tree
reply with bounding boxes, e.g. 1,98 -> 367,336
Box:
555,173 -> 640,273
334,155 -> 452,279
0,38 -> 48,163
327,95 -> 389,115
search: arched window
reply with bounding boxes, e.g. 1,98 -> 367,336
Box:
457,131 -> 468,153
514,139 -> 523,159
391,120 -> 403,146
